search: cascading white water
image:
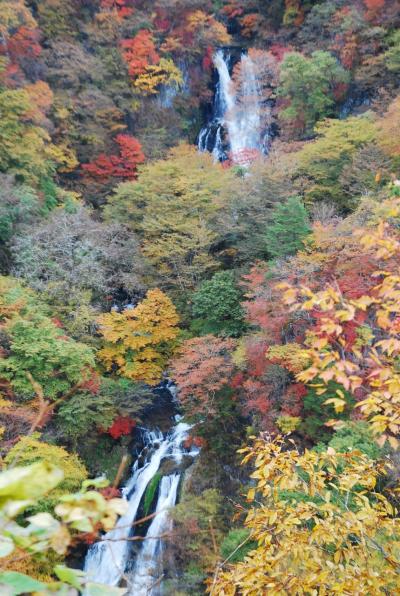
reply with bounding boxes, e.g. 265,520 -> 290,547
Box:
127,474 -> 180,595
198,49 -> 270,164
84,421 -> 198,594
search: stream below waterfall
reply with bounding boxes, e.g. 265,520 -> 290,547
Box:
84,420 -> 199,595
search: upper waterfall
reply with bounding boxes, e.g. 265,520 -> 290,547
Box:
198,49 -> 272,164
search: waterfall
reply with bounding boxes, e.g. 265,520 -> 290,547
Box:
84,421 -> 198,594
127,474 -> 180,595
198,49 -> 271,164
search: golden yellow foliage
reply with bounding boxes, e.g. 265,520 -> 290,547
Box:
133,58 -> 183,95
279,197 -> 400,447
211,436 -> 400,595
98,289 -> 179,385
266,343 -> 310,374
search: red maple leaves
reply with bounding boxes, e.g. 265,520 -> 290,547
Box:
120,30 -> 160,77
107,416 -> 136,439
82,134 -> 145,182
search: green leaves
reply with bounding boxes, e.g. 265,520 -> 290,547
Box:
278,50 -> 350,137
54,565 -> 84,589
265,196 -> 311,260
0,462 -> 64,507
192,271 -> 246,337
0,572 -> 47,595
0,299 -> 95,401
0,569 -> 126,595
0,457 -> 127,591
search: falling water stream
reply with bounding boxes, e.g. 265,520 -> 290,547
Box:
84,50 -> 268,595
198,49 -> 272,163
84,421 -> 198,594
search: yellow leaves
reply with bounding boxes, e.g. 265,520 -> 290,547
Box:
297,366 -> 319,384
324,397 -> 347,414
351,294 -> 377,311
133,58 -> 183,95
246,488 -> 256,502
279,285 -> 298,306
211,435 -> 400,595
320,319 -> 343,336
45,143 -> 79,173
358,221 -> 400,260
98,289 -> 179,385
387,435 -> 399,450
277,217 -> 400,447
266,343 -> 310,374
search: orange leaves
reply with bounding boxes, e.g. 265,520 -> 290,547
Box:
24,81 -> 53,125
185,10 -> 230,47
364,0 -> 385,8
98,289 -> 179,386
170,335 -> 235,418
81,134 -> 144,182
278,198 -> 400,445
160,10 -> 230,57
120,30 -> 160,78
120,30 -> 183,95
239,13 -> 263,38
363,0 -> 385,21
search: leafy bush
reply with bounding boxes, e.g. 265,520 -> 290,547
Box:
220,529 -> 256,563
191,271 -> 246,337
5,435 -> 88,509
326,421 -> 384,460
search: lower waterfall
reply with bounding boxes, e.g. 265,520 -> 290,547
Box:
84,421 -> 198,594
128,474 -> 180,595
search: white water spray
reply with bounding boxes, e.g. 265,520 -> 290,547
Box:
198,49 -> 271,163
84,422 -> 198,593
127,474 -> 180,595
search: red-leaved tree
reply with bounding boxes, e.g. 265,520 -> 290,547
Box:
107,416 -> 136,439
81,134 -> 145,182
120,30 -> 160,77
170,335 -> 236,418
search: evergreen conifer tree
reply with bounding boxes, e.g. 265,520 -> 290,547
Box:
265,196 -> 311,259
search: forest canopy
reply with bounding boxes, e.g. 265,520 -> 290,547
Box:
0,0 -> 399,594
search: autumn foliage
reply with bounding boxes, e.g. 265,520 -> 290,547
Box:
98,289 -> 180,385
81,134 -> 144,182
212,436 -> 400,595
1,0 -> 400,591
280,199 -> 400,448
120,30 -> 160,77
106,416 -> 136,439
170,335 -> 236,418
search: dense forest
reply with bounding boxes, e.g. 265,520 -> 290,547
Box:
0,0 -> 400,594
